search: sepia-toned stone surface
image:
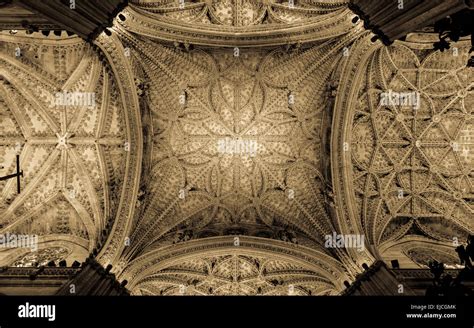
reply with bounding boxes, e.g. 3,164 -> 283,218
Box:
0,0 -> 472,295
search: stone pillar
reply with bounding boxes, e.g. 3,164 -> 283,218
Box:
343,261 -> 416,296
55,257 -> 129,296
349,0 -> 471,44
0,266 -> 81,296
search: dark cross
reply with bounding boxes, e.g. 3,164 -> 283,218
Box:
0,154 -> 23,194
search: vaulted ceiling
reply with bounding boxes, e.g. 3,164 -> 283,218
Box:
0,0 -> 472,295
0,33 -> 129,265
344,38 -> 474,267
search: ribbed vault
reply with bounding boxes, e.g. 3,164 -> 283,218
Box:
1,0 -> 472,294
333,32 -> 474,269
122,236 -> 348,296
0,32 -> 134,266
104,0 -> 367,290
122,0 -> 353,47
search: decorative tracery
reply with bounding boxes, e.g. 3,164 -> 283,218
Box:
131,0 -> 348,26
118,0 -> 354,47
335,33 -> 474,267
2,0 -> 472,292
0,34 -> 130,264
122,237 -> 348,296
120,39 -> 352,262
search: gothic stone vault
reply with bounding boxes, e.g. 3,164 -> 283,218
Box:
0,0 -> 472,295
